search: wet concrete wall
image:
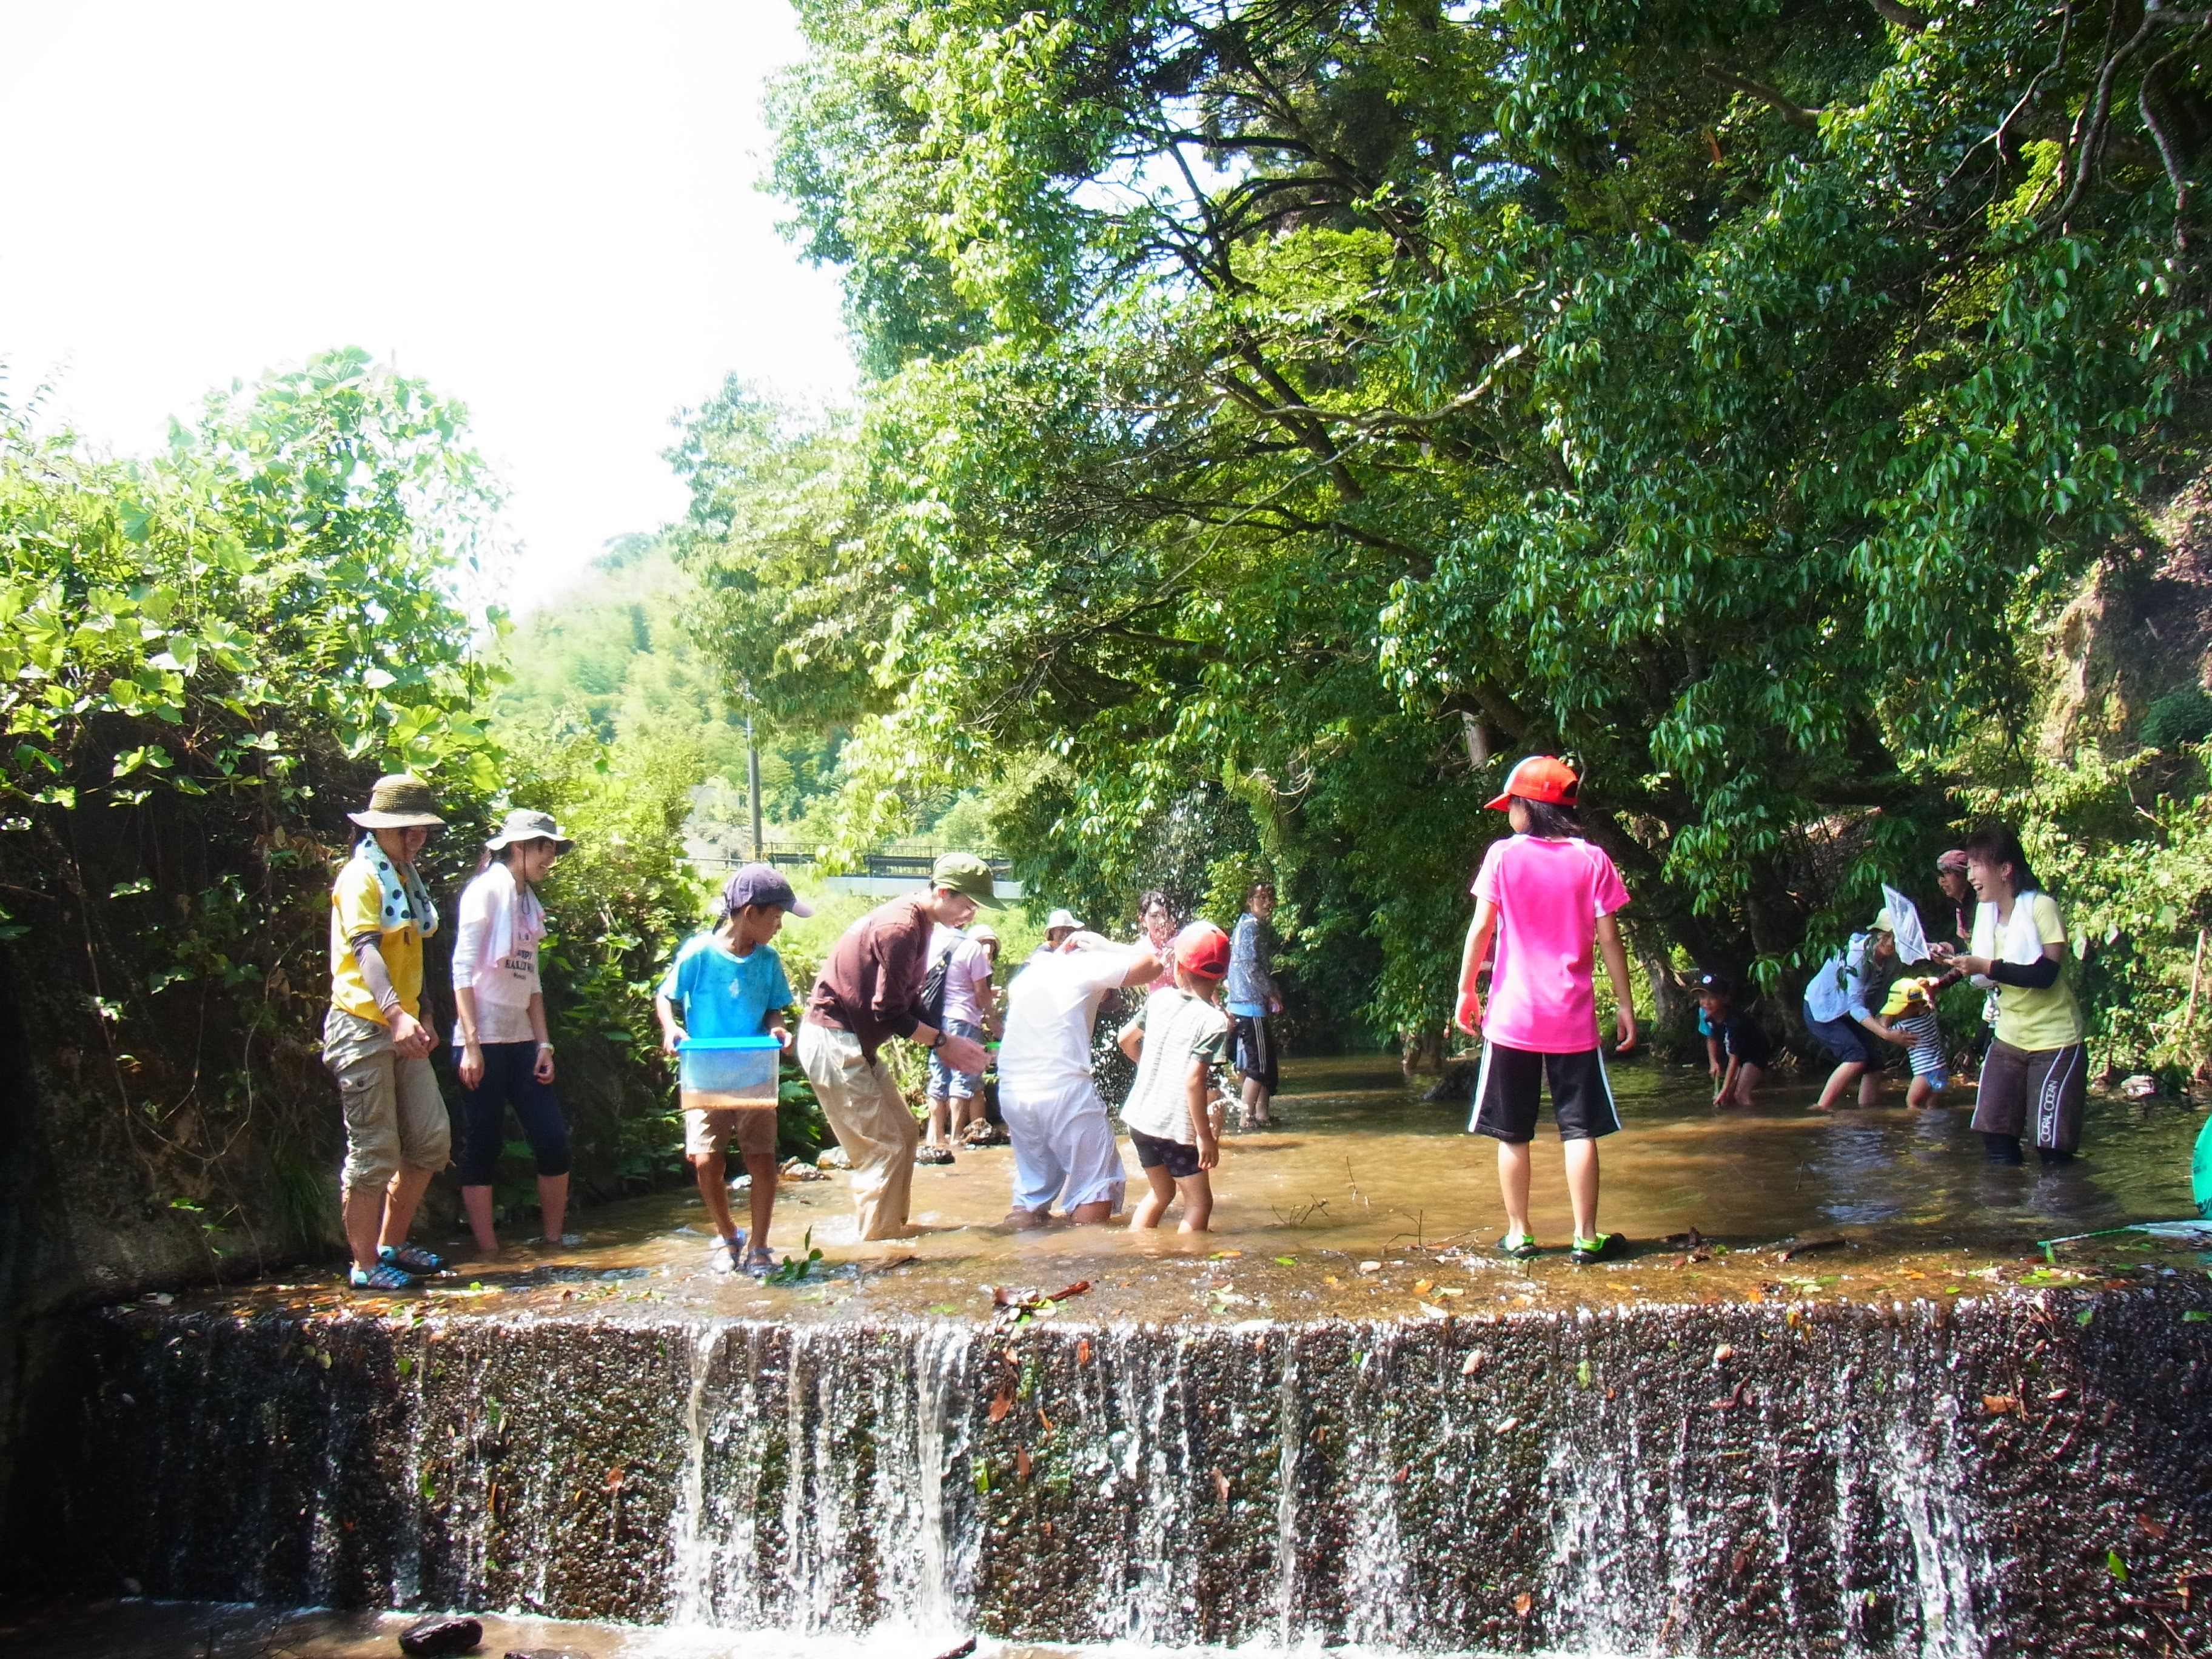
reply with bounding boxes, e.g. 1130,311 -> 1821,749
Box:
21,1291 -> 2212,1656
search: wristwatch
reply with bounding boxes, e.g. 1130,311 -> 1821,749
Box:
928,1030 -> 947,1050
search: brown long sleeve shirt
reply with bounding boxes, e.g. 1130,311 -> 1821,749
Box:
804,894 -> 937,1059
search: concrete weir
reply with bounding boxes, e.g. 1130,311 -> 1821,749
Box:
26,1287 -> 2212,1657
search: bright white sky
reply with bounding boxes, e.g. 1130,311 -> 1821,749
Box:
0,0 -> 853,612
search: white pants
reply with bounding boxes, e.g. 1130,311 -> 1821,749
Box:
1000,1074 -> 1127,1216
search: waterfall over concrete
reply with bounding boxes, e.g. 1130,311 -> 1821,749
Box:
28,1285 -> 2211,1657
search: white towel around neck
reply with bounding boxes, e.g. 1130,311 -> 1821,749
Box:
1968,892 -> 2048,990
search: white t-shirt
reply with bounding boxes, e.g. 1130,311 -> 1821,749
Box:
1119,987 -> 1230,1145
997,945 -> 1140,1090
928,925 -> 996,1027
452,863 -> 543,1046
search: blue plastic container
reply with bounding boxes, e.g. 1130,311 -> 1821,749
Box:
678,1035 -> 782,1106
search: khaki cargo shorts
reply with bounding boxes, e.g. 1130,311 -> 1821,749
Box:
324,1007 -> 452,1195
683,1103 -> 779,1159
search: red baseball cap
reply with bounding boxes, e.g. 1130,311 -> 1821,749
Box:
1486,754 -> 1580,811
1173,920 -> 1232,979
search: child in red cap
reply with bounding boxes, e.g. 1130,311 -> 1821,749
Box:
1118,920 -> 1233,1231
1454,756 -> 1638,1263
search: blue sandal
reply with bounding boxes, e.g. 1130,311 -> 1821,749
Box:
350,1262 -> 417,1291
380,1243 -> 447,1274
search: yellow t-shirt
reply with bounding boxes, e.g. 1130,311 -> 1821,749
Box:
328,858 -> 425,1022
1992,893 -> 2084,1052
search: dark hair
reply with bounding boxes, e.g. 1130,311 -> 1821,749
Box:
1137,888 -> 1175,921
1513,796 -> 1581,838
1245,880 -> 1275,905
1959,824 -> 2039,893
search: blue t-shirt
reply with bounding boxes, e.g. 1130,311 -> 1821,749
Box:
658,931 -> 793,1042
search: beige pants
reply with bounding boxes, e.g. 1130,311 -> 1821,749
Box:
323,1007 -> 451,1196
798,1020 -> 917,1240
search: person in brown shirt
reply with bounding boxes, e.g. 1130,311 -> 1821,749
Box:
799,851 -> 999,1239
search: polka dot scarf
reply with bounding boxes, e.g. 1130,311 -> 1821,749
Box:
354,836 -> 440,939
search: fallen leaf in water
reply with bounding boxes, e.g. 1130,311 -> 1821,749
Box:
1511,1294 -> 1534,1307
1048,1280 -> 1092,1301
1041,1520 -> 1052,1538
1324,1275 -> 1341,1286
1902,1269 -> 1927,1279
1391,1465 -> 1410,1483
1981,1395 -> 2019,1416
1714,1344 -> 1735,1363
1017,1447 -> 1031,1480
1037,1404 -> 1054,1432
1413,1279 -> 1434,1294
1494,1416 -> 1520,1433
2139,1513 -> 2169,1540
988,1390 -> 1012,1423
2046,1387 -> 2071,1402
1461,1348 -> 1487,1376
1439,1286 -> 1464,1297
1512,1592 -> 1533,1618
1731,1549 -> 1752,1577
605,1468 -> 625,1491
1210,1250 -> 1243,1259
1745,1289 -> 1766,1304
1710,1379 -> 1746,1412
1076,1339 -> 1093,1364
1210,1468 -> 1230,1501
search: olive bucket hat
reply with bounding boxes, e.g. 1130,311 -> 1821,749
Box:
931,850 -> 1004,911
484,808 -> 574,853
347,774 -> 445,830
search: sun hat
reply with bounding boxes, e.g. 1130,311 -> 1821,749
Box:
484,808 -> 574,853
931,850 -> 1004,911
1045,907 -> 1083,931
1695,972 -> 1732,995
967,923 -> 999,947
1880,978 -> 1935,1019
1173,920 -> 1232,979
347,774 -> 444,830
1936,849 -> 1970,874
1485,755 -> 1580,811
722,863 -> 813,917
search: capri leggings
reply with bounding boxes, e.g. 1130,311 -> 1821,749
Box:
456,1040 -> 571,1186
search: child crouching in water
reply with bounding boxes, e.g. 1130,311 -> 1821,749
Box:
655,865 -> 807,1276
1119,921 -> 1233,1232
1455,756 -> 1638,1264
1696,973 -> 1772,1108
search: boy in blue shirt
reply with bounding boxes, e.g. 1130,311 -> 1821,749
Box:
655,865 -> 808,1275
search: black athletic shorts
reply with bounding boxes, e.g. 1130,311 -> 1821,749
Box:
1129,1127 -> 1204,1179
1468,1042 -> 1621,1144
1229,1013 -> 1278,1091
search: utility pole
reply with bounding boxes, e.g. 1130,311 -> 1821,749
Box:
746,713 -> 763,862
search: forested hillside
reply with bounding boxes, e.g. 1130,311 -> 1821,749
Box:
661,0 -> 2212,1071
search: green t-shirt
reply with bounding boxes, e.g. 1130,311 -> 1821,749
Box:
1990,893 -> 2084,1052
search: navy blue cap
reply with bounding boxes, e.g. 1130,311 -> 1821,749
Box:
721,863 -> 811,917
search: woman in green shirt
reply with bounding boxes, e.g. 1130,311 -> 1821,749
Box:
1943,825 -> 2086,1166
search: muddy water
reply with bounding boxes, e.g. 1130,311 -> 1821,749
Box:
171,1053 -> 2206,1328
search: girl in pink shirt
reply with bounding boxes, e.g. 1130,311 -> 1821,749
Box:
1453,756 -> 1638,1264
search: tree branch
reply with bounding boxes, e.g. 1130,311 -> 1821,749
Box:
1701,64 -> 1823,129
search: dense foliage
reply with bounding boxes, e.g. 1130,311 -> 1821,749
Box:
0,351 -> 714,1268
674,0 -> 2212,1054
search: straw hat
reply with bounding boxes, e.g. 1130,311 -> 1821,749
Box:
347,774 -> 445,829
485,807 -> 574,853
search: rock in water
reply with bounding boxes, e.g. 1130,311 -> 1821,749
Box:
815,1145 -> 854,1171
504,1650 -> 594,1659
2122,1073 -> 2159,1098
398,1616 -> 483,1657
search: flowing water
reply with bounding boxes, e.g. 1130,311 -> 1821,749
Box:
21,1057 -> 2212,1657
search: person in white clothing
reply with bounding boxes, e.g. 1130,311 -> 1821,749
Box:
997,930 -> 1163,1228
452,808 -> 575,1257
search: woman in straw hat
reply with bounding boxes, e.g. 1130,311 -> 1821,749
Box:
325,774 -> 453,1291
452,808 -> 577,1258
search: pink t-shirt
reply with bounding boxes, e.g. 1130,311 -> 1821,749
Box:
1470,835 -> 1630,1053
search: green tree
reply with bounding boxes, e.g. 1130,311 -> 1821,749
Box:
734,0 -> 2212,1045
